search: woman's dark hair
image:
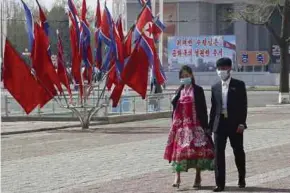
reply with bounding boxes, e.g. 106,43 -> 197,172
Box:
179,65 -> 195,84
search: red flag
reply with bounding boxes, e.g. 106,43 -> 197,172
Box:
223,40 -> 236,50
69,13 -> 83,98
95,0 -> 102,69
35,0 -> 49,36
109,20 -> 127,107
82,45 -> 93,84
153,50 -> 166,85
81,0 -> 93,84
32,23 -> 63,94
116,16 -> 124,42
32,24 -> 62,107
136,6 -> 166,86
57,30 -> 72,101
120,6 -> 153,99
152,15 -> 166,42
123,24 -> 135,58
81,0 -> 89,26
106,20 -> 125,88
3,40 -> 41,114
110,83 -> 125,107
121,38 -> 150,99
106,59 -> 116,90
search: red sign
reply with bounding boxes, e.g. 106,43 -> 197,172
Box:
238,51 -> 270,66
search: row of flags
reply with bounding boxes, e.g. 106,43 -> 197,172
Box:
2,0 -> 166,114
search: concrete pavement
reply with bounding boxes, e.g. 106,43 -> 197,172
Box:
1,106 -> 290,193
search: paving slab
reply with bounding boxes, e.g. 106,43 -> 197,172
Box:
0,106 -> 281,135
1,106 -> 290,193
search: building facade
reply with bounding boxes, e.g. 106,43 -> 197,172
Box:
126,0 -> 279,72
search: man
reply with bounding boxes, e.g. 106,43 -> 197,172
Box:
209,57 -> 248,192
150,77 -> 165,111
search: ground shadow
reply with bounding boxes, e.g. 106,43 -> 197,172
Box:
175,186 -> 290,192
222,186 -> 289,192
176,186 -> 213,192
49,126 -> 168,134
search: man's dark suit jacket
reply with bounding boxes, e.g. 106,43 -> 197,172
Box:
171,84 -> 208,130
209,78 -> 248,133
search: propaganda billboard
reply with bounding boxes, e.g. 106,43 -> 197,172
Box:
167,35 -> 236,72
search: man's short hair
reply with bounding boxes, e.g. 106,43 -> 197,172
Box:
216,57 -> 232,68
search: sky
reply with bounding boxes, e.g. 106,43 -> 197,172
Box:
13,0 -> 112,12
39,0 -> 112,11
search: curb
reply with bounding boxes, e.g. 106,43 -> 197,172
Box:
1,121 -> 107,136
107,111 -> 171,124
266,104 -> 290,107
163,88 -> 281,92
1,111 -> 172,135
1,116 -> 103,122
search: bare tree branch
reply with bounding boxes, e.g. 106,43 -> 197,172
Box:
286,37 -> 290,43
277,4 -> 283,16
239,12 -> 267,25
239,4 -> 275,25
236,0 -> 278,24
239,3 -> 282,42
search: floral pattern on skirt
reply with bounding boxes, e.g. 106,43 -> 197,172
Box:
164,86 -> 214,172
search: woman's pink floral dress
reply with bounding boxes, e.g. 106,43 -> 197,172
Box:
164,86 -> 214,172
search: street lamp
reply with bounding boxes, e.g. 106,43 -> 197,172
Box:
22,48 -> 32,68
22,48 -> 31,57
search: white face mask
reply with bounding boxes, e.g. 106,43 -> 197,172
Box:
216,70 -> 230,81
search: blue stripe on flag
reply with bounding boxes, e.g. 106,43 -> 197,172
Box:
21,0 -> 34,52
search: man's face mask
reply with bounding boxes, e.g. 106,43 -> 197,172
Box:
216,69 -> 230,81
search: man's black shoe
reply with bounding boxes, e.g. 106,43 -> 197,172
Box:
213,186 -> 225,192
238,179 -> 246,188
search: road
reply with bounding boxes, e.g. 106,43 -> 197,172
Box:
204,91 -> 278,107
1,91 -> 281,117
2,106 -> 290,193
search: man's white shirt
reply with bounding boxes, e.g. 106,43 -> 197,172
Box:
221,77 -> 231,113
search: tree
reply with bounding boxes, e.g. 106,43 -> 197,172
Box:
47,1 -> 95,66
6,1 -> 43,60
47,5 -> 71,63
7,2 -> 28,55
230,0 -> 290,103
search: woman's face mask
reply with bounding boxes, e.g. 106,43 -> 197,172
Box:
180,77 -> 192,85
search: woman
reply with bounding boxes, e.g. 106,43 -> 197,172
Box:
164,65 -> 214,189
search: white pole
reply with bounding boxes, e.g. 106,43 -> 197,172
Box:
150,0 -> 156,82
112,0 -> 118,20
1,0 -> 7,65
152,0 -> 156,16
159,0 -> 163,67
123,0 -> 127,33
112,0 -> 127,34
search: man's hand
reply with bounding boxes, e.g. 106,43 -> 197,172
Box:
205,128 -> 212,136
236,124 -> 245,134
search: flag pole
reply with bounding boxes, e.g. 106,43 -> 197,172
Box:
152,0 -> 156,16
56,29 -> 71,107
158,0 -> 163,68
123,0 -> 127,33
0,0 -> 5,75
